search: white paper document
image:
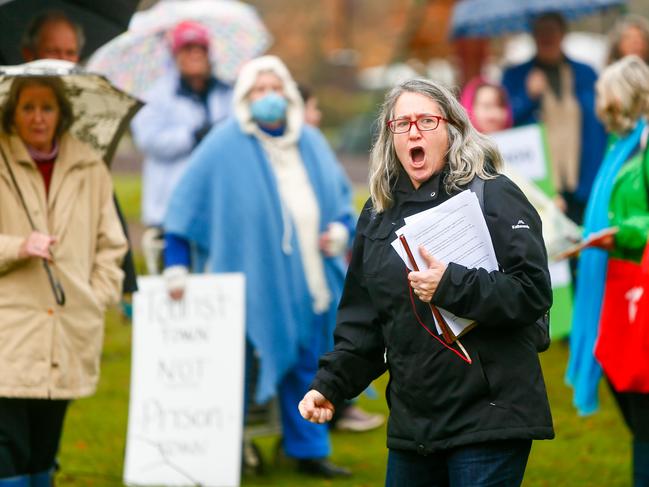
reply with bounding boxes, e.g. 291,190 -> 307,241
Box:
391,190 -> 498,337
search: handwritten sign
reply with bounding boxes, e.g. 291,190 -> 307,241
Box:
491,124 -> 547,181
124,274 -> 245,487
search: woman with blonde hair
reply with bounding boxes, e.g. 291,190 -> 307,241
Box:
300,78 -> 554,486
567,55 -> 649,486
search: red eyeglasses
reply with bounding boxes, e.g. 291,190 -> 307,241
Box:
387,115 -> 448,134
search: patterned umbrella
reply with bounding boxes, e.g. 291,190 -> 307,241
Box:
86,0 -> 272,98
0,59 -> 142,165
450,0 -> 627,39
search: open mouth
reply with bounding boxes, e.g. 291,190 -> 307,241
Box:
409,146 -> 425,165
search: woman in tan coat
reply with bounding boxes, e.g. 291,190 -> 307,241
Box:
0,76 -> 127,486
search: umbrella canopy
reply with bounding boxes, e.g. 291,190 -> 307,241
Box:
86,0 -> 272,98
87,0 -> 272,96
0,60 -> 142,164
0,0 -> 140,64
450,0 -> 627,39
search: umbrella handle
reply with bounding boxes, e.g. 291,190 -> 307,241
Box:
1,143 -> 66,307
43,259 -> 66,306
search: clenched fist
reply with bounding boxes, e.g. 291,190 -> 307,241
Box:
298,389 -> 335,424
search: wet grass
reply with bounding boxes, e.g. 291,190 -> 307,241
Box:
57,314 -> 631,486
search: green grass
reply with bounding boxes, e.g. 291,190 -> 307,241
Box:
56,316 -> 632,487
65,176 -> 632,486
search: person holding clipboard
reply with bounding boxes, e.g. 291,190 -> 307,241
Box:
566,55 -> 649,486
299,79 -> 554,487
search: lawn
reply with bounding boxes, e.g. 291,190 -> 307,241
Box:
57,312 -> 632,487
54,175 -> 633,486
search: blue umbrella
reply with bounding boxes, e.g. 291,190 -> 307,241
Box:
450,0 -> 627,39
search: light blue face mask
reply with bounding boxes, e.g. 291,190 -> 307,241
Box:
250,92 -> 288,124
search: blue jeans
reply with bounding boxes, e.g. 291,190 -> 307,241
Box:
385,439 -> 532,487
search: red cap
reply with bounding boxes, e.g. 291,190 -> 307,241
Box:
169,20 -> 210,54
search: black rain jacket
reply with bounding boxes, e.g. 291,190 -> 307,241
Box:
311,169 -> 555,454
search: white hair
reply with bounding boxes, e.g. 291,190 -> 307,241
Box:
596,55 -> 649,134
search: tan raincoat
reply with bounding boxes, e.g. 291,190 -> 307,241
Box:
0,132 -> 127,399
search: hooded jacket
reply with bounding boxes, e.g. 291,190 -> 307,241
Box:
312,170 -> 554,453
0,133 -> 127,399
131,73 -> 232,226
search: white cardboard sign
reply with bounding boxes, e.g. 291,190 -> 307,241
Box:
491,124 -> 547,181
124,274 -> 245,487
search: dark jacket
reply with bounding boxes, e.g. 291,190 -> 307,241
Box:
311,169 -> 554,454
502,57 -> 607,204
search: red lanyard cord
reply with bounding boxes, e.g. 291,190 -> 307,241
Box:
406,277 -> 472,364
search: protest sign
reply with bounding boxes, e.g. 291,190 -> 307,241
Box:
491,124 -> 548,183
124,274 -> 245,487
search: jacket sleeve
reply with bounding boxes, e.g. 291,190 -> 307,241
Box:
613,154 -> 649,252
615,216 -> 649,252
90,167 -> 128,309
311,204 -> 387,405
432,176 -> 552,328
502,66 -> 539,125
0,234 -> 25,275
130,95 -> 197,162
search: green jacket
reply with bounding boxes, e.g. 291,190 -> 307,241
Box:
608,145 -> 649,262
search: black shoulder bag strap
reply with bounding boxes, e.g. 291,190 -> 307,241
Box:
468,175 -> 551,352
0,143 -> 65,306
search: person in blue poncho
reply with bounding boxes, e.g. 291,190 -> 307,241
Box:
162,55 -> 354,479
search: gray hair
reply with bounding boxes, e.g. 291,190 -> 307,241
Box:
368,78 -> 502,213
596,55 -> 649,134
21,11 -> 86,56
608,14 -> 649,65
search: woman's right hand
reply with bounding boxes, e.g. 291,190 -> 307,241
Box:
163,265 -> 188,301
18,231 -> 57,260
526,68 -> 548,100
298,389 -> 335,424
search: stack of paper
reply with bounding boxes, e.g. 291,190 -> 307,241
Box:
391,190 -> 498,338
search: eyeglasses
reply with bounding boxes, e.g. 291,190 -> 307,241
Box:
387,115 -> 448,134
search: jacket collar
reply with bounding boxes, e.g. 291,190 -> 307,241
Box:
5,133 -> 98,171
2,132 -> 101,207
176,74 -> 221,98
394,164 -> 446,204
